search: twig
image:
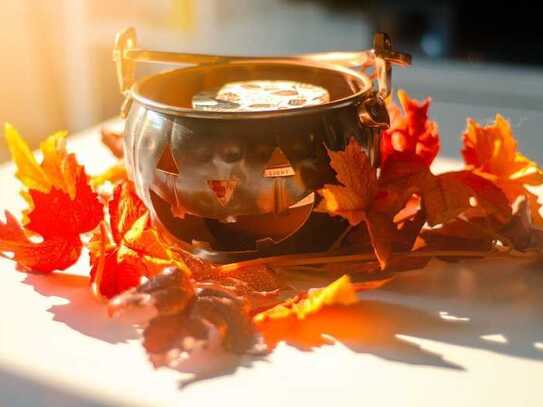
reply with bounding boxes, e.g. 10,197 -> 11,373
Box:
217,247 -> 537,273
327,225 -> 353,252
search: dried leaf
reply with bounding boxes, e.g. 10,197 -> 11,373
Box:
379,160 -> 511,227
191,285 -> 257,353
110,268 -> 257,364
363,210 -> 394,268
418,218 -> 496,256
316,139 -> 395,267
462,114 -> 543,225
316,138 -> 377,226
500,196 -> 543,251
101,125 -> 124,159
108,267 -> 195,317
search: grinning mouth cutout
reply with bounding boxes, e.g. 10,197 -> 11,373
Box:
207,178 -> 239,206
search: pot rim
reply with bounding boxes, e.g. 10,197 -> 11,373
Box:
129,59 -> 374,120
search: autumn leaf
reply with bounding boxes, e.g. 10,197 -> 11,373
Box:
89,222 -> 142,299
418,218 -> 496,255
316,138 -> 377,226
107,181 -> 147,245
316,138 -> 401,267
101,125 -> 124,159
379,160 -> 511,227
500,196 -> 543,252
109,267 -> 259,365
88,181 -> 187,298
462,114 -> 543,225
0,124 -> 102,273
0,211 -> 82,273
421,171 -> 511,226
25,160 -> 103,238
382,90 -> 440,168
90,164 -> 128,189
254,275 -> 359,322
108,266 -> 195,317
253,275 -> 397,350
4,123 -> 51,192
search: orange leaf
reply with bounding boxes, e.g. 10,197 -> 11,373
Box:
108,182 -> 147,245
382,90 -> 440,167
0,211 -> 82,273
379,160 -> 511,227
462,114 -> 543,225
1,125 -> 103,272
421,172 -> 472,225
363,210 -> 394,268
418,218 -> 496,255
254,275 -> 358,322
88,181 -> 188,299
316,138 -> 377,226
89,222 -> 143,299
25,160 -> 103,238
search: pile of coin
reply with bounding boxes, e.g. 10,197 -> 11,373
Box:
192,80 -> 330,112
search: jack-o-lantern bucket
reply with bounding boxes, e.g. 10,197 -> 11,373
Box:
114,28 -> 410,263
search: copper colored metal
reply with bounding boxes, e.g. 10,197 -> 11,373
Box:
115,27 -> 411,263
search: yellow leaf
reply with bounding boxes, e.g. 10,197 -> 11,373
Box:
90,164 -> 128,189
4,123 -> 50,192
40,130 -> 68,189
254,274 -> 358,322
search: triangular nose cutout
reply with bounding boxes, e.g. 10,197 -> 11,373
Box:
263,147 -> 295,178
208,178 -> 239,207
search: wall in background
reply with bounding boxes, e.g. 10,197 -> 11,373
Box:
0,0 -> 542,163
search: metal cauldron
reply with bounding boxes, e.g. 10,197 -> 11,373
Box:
114,28 -> 410,263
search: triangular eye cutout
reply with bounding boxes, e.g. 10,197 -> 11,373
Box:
157,144 -> 179,174
263,147 -> 295,178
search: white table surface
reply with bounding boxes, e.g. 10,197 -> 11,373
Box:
0,123 -> 542,407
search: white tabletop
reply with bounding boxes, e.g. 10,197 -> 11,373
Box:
1,123 -> 542,407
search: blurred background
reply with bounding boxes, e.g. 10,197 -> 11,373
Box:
1,0 -> 542,162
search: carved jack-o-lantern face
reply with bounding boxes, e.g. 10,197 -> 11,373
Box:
151,114 -> 337,221
124,100 -> 382,260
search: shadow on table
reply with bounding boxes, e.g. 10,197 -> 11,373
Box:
362,257 -> 543,363
23,273 -> 140,344
258,300 -> 466,369
20,256 -> 543,388
183,257 -> 543,386
0,365 -> 114,407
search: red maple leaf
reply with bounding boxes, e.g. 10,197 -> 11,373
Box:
0,125 -> 102,273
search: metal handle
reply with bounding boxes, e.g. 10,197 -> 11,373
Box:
113,27 -> 411,105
